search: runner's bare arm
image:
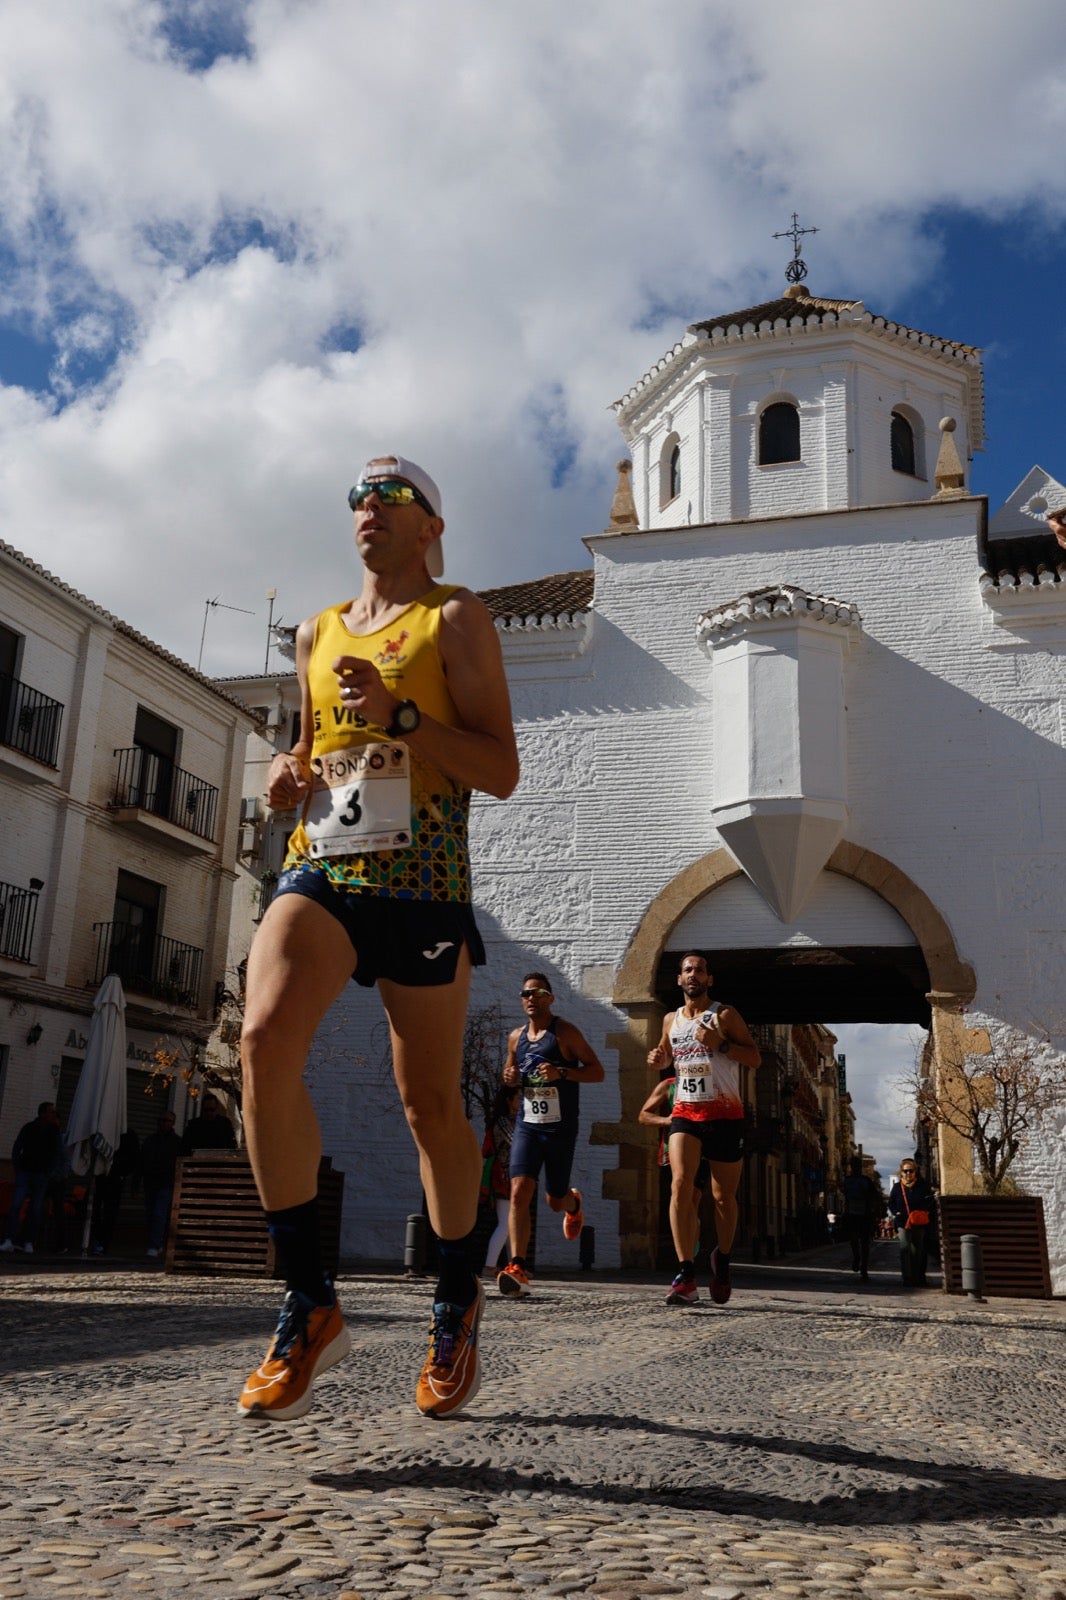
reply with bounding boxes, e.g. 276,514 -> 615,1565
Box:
332,590 -> 519,799
648,1012 -> 675,1070
695,1005 -> 761,1069
549,1019 -> 605,1084
638,1078 -> 673,1128
265,614 -> 317,809
502,1030 -> 523,1088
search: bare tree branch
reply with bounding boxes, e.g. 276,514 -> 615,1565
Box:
908,1017 -> 1066,1194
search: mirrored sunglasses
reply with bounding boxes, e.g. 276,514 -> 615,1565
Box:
348,479 -> 435,516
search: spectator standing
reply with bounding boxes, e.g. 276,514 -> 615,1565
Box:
0,1103 -> 63,1255
91,1128 -> 141,1254
139,1111 -> 184,1257
182,1092 -> 237,1154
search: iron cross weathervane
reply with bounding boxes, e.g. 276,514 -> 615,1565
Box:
773,212 -> 818,285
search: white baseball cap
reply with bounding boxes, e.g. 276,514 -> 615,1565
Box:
360,454 -> 444,577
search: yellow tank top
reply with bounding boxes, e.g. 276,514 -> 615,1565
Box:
284,586 -> 471,902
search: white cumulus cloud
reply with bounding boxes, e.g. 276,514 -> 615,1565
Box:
0,0 -> 1064,671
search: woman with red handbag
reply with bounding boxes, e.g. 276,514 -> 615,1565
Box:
888,1159 -> 936,1286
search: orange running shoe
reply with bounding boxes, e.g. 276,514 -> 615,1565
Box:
497,1260 -> 530,1297
562,1188 -> 584,1241
415,1282 -> 484,1417
238,1289 -> 351,1421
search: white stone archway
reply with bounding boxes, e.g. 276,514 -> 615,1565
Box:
594,842 -> 976,1266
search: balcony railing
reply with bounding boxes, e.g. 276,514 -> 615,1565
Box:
91,921 -> 203,1008
110,747 -> 219,841
0,673 -> 64,767
255,871 -> 279,922
0,881 -> 40,963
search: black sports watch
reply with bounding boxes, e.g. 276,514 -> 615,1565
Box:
385,698 -> 421,738
557,1064 -> 569,1081
719,1038 -> 730,1056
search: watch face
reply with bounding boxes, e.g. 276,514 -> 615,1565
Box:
396,702 -> 419,732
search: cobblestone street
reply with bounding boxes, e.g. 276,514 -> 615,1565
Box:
2,1246 -> 1064,1599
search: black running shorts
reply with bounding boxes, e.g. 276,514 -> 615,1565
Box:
273,863 -> 486,988
668,1116 -> 745,1164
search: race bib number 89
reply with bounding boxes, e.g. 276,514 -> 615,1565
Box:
304,742 -> 412,856
524,1087 -> 561,1125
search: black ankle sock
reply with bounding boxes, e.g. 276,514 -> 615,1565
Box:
679,1260 -> 695,1281
510,1255 -> 528,1272
716,1249 -> 731,1280
435,1230 -> 479,1308
266,1197 -> 331,1304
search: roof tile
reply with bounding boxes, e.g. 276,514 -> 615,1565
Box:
478,568 -> 593,621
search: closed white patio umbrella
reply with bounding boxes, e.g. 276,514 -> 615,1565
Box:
65,974 -> 128,1256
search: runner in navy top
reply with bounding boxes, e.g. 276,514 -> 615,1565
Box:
497,972 -> 604,1297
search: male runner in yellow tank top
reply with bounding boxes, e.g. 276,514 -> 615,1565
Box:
238,454 -> 518,1422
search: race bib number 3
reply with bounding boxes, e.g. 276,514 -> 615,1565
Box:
524,1086 -> 561,1125
304,742 -> 412,857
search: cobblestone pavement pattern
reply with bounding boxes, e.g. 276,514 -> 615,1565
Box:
2,1250 -> 1065,1599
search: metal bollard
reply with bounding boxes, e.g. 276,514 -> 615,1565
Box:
404,1213 -> 427,1275
578,1225 -> 595,1271
960,1232 -> 985,1302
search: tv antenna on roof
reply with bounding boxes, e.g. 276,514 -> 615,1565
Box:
197,596 -> 255,673
773,211 -> 818,285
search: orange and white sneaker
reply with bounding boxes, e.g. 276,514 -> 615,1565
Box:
238,1288 -> 351,1421
497,1260 -> 530,1297
415,1281 -> 484,1418
562,1188 -> 584,1242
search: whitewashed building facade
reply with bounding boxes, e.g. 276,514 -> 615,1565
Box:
0,543 -> 255,1175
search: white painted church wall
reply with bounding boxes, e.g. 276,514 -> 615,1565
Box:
307,488 -> 1065,1288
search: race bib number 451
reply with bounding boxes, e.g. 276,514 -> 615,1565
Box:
304,742 -> 412,857
675,1073 -> 712,1103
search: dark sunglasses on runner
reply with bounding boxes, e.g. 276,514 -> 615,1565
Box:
348,479 -> 436,516
520,987 -> 549,999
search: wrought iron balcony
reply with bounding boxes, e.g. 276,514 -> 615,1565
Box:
91,921 -> 204,1008
0,880 -> 41,963
0,673 -> 64,767
110,747 -> 219,841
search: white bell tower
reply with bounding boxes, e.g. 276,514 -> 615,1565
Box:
613,286 -> 984,535
608,252 -> 986,921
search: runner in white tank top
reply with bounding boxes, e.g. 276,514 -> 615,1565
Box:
647,951 -> 760,1307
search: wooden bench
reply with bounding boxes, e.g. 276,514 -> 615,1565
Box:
166,1153 -> 344,1278
938,1194 -> 1051,1298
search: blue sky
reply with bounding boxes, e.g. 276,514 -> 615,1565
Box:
893,210 -> 1066,514
0,1 -> 1064,1160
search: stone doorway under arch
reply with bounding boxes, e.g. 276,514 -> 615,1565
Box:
594,842 -> 976,1269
